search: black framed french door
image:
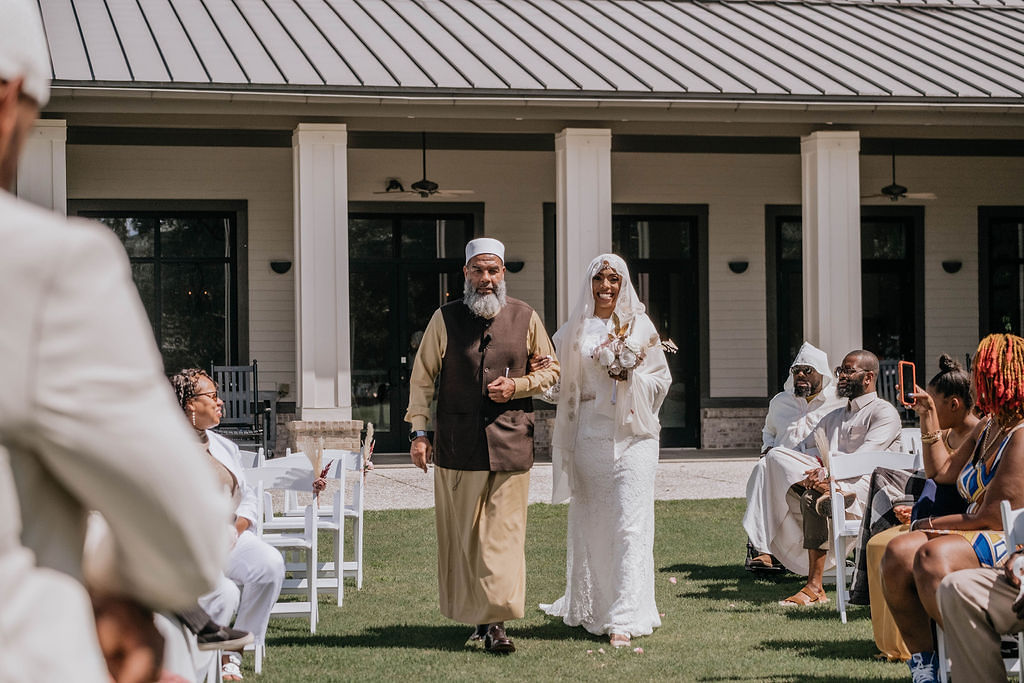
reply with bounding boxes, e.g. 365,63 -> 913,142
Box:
612,210 -> 704,447
348,208 -> 477,452
767,206 -> 924,390
979,207 -> 1024,337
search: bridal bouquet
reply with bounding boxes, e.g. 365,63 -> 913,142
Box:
593,315 -> 646,382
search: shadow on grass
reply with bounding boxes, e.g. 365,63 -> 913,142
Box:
698,675 -> 892,682
268,624 -> 477,651
754,637 -> 883,661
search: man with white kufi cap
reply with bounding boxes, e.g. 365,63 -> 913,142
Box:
0,1 -> 228,679
406,237 -> 559,652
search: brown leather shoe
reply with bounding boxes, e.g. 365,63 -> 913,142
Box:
484,623 -> 515,653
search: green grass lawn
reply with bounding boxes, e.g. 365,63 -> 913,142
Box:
255,498 -> 908,682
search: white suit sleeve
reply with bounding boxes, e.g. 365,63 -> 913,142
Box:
27,224 -> 228,610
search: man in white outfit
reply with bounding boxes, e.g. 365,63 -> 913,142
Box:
744,342 -> 843,571
0,2 -> 229,679
742,350 -> 902,603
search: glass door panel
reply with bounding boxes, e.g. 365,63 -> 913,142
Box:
350,268 -> 395,435
613,215 -> 700,446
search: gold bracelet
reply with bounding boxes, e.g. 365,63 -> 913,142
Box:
920,431 -> 942,444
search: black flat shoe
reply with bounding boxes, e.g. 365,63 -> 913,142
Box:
484,623 -> 515,654
469,624 -> 488,642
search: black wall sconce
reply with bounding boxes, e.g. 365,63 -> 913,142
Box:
941,260 -> 962,274
728,260 -> 749,274
270,260 -> 292,274
506,260 -> 525,273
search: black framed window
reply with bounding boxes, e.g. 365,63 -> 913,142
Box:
980,208 -> 1024,336
71,202 -> 245,374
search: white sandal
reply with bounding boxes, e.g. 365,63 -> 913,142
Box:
222,652 -> 243,681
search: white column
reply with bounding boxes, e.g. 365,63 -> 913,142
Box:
16,119 -> 66,214
555,128 -> 612,323
801,130 -> 862,368
292,123 -> 351,420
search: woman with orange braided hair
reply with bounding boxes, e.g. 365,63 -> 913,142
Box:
880,334 -> 1024,682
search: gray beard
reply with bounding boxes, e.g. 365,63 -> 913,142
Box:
463,279 -> 507,319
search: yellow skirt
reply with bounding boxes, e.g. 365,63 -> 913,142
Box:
867,525 -> 911,662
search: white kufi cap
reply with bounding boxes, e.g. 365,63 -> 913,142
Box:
0,0 -> 51,106
465,237 -> 505,264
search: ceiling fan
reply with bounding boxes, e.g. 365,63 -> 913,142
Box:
862,153 -> 937,202
375,132 -> 475,199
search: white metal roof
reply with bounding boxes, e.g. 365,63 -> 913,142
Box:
37,0 -> 1024,103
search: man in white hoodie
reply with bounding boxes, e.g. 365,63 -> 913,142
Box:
743,342 -> 843,571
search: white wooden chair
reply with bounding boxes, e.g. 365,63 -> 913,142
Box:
262,449 -> 365,605
827,449 -> 920,623
243,466 -> 320,673
936,500 -> 1024,682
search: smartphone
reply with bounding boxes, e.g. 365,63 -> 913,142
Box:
898,360 -> 916,407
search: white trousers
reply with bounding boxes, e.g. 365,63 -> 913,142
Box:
225,530 -> 285,642
199,573 -> 242,626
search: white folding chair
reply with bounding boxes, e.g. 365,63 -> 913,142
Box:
936,500 -> 1024,682
901,427 -> 923,467
239,447 -> 265,469
261,449 -> 365,605
243,466 -> 320,673
828,449 -> 920,623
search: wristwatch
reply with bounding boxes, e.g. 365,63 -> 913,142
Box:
409,429 -> 429,442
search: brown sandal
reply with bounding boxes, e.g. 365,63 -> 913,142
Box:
779,586 -> 829,606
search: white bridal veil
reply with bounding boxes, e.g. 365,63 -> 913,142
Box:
549,254 -> 672,503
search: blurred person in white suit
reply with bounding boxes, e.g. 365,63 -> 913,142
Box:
0,1 -> 229,680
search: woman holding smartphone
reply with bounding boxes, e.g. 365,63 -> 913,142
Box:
881,335 -> 1024,682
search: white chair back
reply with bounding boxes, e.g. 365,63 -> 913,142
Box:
828,449 -> 919,624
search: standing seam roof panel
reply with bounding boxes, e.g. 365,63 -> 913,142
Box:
877,7 -> 1024,93
511,0 -> 650,90
413,0 -> 539,88
853,6 -> 1022,95
829,4 -> 997,96
643,2 -> 786,93
237,0 -> 324,83
190,0 -> 282,83
608,0 -> 754,92
386,0 -> 509,88
169,0 -> 249,82
957,6 -> 1024,46
138,0 -> 209,82
787,3 -> 962,96
264,0 -> 359,84
325,0 -> 435,87
458,0 -> 591,89
365,0 -> 471,86
732,2 -> 893,95
551,0 -> 693,91
105,0 -> 170,81
676,2 -> 821,94
294,0 -> 396,85
72,0 -> 132,79
771,3 -> 932,95
584,0 -> 724,92
918,6 -> 1024,65
38,0 -> 93,80
700,2 -> 867,95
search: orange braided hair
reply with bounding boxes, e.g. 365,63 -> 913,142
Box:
973,333 -> 1024,424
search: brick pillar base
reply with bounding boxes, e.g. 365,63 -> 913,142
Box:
286,420 -> 363,453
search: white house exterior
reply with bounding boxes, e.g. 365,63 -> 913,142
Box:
20,0 -> 1024,451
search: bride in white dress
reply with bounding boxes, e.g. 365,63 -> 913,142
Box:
541,253 -> 673,649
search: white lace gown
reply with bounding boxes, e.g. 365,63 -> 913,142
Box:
542,319 -> 662,638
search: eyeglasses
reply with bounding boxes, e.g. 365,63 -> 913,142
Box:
834,366 -> 866,378
194,390 -> 220,400
791,365 -> 815,376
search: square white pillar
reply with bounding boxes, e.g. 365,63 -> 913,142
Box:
801,130 -> 862,368
555,128 -> 612,323
17,119 -> 66,214
293,123 -> 351,420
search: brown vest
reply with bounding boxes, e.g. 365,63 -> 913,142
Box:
434,297 -> 535,471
